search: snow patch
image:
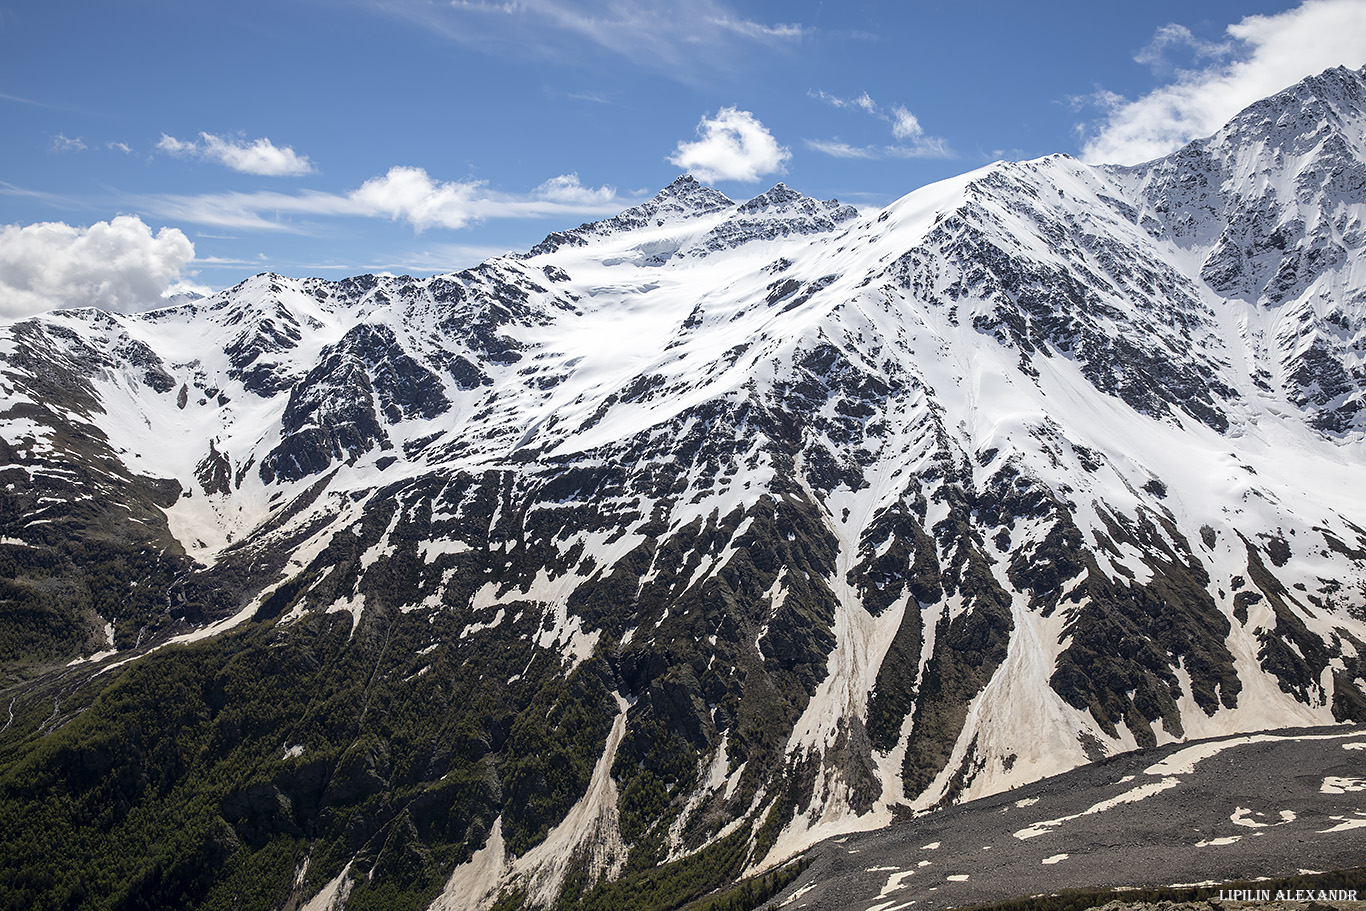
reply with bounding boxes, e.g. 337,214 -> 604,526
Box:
420,538 -> 472,561
461,608 -> 505,639
326,594 -> 366,638
1194,836 -> 1243,847
1146,729 -> 1366,776
1231,807 -> 1295,827
1014,777 -> 1181,840
1319,811 -> 1366,833
879,869 -> 916,895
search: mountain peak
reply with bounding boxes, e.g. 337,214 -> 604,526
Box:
648,173 -> 734,215
1283,63 -> 1366,110
520,175 -> 734,257
735,182 -> 856,219
1205,63 -> 1366,155
672,181 -> 859,256
737,182 -> 805,211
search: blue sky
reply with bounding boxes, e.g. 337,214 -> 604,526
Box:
2,0 -> 1364,316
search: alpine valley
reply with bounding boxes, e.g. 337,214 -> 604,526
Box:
3,66 -> 1366,911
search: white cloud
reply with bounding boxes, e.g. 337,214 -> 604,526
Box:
201,134 -> 315,176
807,91 -> 953,159
1080,0 -> 1366,164
51,133 -> 86,152
107,141 -> 133,154
157,132 -> 315,176
890,106 -> 922,140
668,107 -> 791,183
0,216 -> 196,317
350,166 -> 483,231
156,134 -> 195,155
533,173 -> 617,204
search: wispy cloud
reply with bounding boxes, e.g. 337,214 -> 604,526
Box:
804,139 -> 877,160
809,89 -> 878,114
47,134 -> 139,156
0,91 -> 56,109
359,0 -> 810,79
144,188 -> 359,232
707,15 -> 810,40
1078,0 -> 1366,164
138,166 -> 629,233
359,244 -> 525,274
50,133 -> 87,153
1133,23 -> 1233,73
806,90 -> 953,160
668,107 -> 791,183
0,216 -> 196,317
1065,88 -> 1127,114
157,132 -> 316,176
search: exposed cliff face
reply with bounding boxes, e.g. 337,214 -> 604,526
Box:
2,66 -> 1366,911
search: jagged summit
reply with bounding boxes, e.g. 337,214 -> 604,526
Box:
521,175 -> 859,260
522,174 -> 733,256
586,173 -> 735,233
650,173 -> 735,213
2,66 -> 1366,911
689,181 -> 858,256
736,181 -> 841,213
1212,63 -> 1366,153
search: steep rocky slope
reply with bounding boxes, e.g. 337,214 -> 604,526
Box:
1,66 -> 1365,911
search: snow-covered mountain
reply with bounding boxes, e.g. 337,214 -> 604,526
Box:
2,65 -> 1365,911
